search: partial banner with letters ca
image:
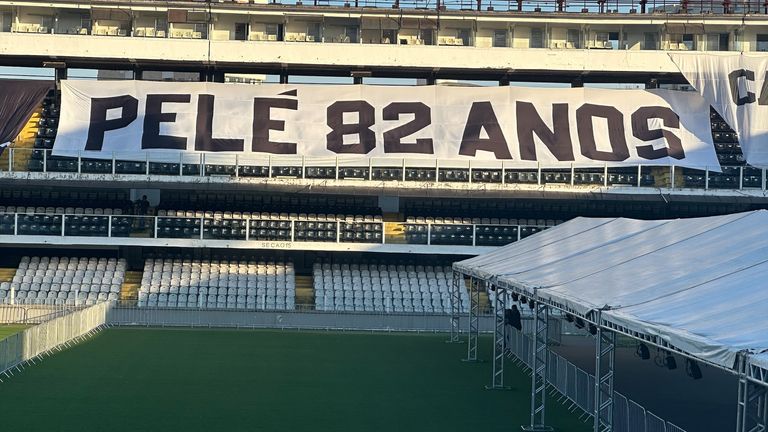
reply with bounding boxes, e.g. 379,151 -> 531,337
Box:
53,80 -> 719,169
671,52 -> 768,168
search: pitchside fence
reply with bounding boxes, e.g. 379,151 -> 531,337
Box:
0,302 -> 109,379
507,327 -> 688,432
107,302 -> 495,332
0,304 -> 86,324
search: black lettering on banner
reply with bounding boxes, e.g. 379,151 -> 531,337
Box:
252,97 -> 298,154
759,71 -> 768,105
516,102 -> 574,161
326,101 -> 376,154
576,103 -> 629,161
142,94 -> 190,150
382,102 -> 433,154
458,102 -> 512,159
631,106 -> 685,160
195,94 -> 244,152
85,95 -> 138,151
728,69 -> 756,106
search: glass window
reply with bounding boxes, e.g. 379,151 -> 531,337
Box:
566,29 -> 580,48
757,34 -> 768,51
682,33 -> 695,50
493,29 -> 507,47
643,32 -> 658,50
457,28 -> 470,46
530,28 -> 544,48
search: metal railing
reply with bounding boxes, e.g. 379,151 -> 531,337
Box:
507,327 -> 689,432
5,148 -> 766,192
0,210 -> 550,248
0,303 -> 85,324
0,302 -> 109,379
107,301 -> 494,332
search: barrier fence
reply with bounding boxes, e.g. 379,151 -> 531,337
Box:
0,302 -> 110,379
107,303 -> 494,332
0,304 -> 85,324
507,327 -> 688,432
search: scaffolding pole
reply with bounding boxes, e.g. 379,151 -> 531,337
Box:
486,285 -> 509,389
463,277 -> 480,362
522,301 -> 553,431
447,270 -> 462,344
594,314 -> 616,432
737,356 -> 768,432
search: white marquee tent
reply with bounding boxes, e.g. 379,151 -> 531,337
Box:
453,210 -> 768,430
454,210 -> 768,374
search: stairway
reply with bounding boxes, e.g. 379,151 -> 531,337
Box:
294,275 -> 314,308
0,107 -> 41,171
120,271 -> 143,304
0,267 -> 17,283
383,222 -> 406,244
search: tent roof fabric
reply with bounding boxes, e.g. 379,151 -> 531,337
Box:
454,211 -> 768,372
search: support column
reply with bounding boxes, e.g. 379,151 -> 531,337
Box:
353,76 -> 363,85
463,277 -> 480,362
523,301 -> 553,431
279,72 -> 289,84
447,270 -> 463,343
593,315 -> 616,432
486,285 -> 509,389
737,356 -> 768,432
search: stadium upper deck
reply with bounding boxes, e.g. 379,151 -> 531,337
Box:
2,0 -> 768,80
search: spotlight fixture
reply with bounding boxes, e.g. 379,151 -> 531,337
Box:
635,343 -> 650,360
520,295 -> 527,304
588,324 -> 597,335
565,313 -> 574,323
527,298 -> 535,310
574,318 -> 585,329
686,359 -> 703,380
511,293 -> 519,302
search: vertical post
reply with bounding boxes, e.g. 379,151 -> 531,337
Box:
447,270 -> 462,343
593,313 -> 616,432
637,164 -> 642,188
706,167 -> 710,190
736,355 -> 768,432
43,148 -> 47,173
486,285 -> 508,389
463,277 -> 480,362
522,299 -> 553,431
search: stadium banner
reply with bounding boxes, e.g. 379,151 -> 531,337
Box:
670,53 -> 768,168
53,80 -> 719,168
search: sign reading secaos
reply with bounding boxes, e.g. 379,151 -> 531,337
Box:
53,81 -> 719,168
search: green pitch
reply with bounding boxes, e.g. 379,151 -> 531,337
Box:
0,324 -> 28,340
0,328 -> 590,432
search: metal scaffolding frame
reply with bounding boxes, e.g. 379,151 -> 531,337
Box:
593,312 -> 616,432
447,270 -> 462,344
486,285 -> 509,390
463,277 -> 481,362
738,356 -> 768,432
522,300 -> 554,431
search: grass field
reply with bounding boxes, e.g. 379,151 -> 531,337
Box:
0,328 -> 591,432
0,324 -> 28,340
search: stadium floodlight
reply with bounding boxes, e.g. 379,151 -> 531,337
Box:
588,324 -> 597,335
527,298 -> 535,310
664,352 -> 678,370
635,343 -> 651,360
564,313 -> 574,322
574,317 -> 585,329
511,292 -> 519,302
685,359 -> 703,380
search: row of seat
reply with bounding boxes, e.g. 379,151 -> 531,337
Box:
1,257 -> 126,305
138,259 -> 296,309
313,263 -> 467,313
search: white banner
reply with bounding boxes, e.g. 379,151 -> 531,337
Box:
670,53 -> 768,168
53,80 -> 719,168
